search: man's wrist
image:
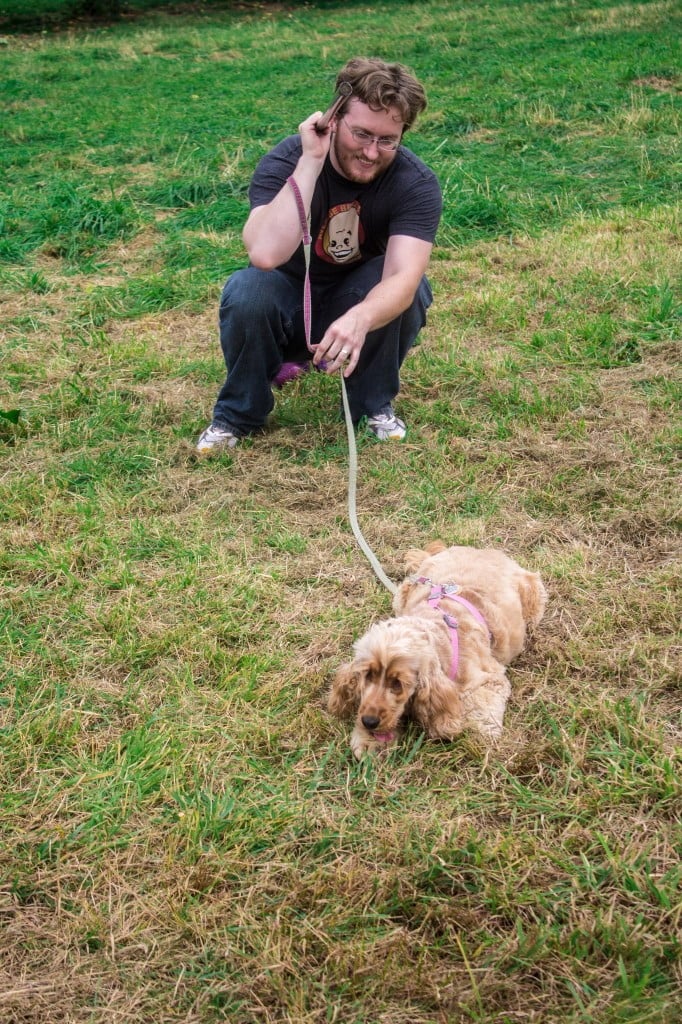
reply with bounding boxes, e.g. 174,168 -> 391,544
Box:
297,150 -> 327,175
352,301 -> 374,336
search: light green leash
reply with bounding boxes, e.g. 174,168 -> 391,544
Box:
340,376 -> 398,596
287,173 -> 397,597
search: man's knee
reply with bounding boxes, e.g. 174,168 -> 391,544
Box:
220,268 -> 264,314
220,267 -> 299,326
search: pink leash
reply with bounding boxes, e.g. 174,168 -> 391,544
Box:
287,175 -> 315,355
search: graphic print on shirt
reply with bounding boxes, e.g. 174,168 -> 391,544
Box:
315,201 -> 364,265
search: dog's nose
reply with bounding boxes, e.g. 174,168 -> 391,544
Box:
361,715 -> 381,731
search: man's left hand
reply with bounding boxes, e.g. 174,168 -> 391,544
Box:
312,307 -> 368,377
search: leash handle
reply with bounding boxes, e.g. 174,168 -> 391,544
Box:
315,81 -> 353,134
287,173 -> 397,596
286,174 -> 312,247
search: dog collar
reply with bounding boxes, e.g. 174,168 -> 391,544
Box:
411,576 -> 489,679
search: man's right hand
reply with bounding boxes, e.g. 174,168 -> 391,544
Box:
298,110 -> 335,163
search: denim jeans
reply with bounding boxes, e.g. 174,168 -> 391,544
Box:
211,256 -> 433,434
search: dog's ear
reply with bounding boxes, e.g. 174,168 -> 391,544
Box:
328,663 -> 362,720
410,651 -> 464,739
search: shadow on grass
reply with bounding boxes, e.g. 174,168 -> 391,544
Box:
0,0 -> 394,34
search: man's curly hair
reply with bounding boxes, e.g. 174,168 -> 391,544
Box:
335,57 -> 427,132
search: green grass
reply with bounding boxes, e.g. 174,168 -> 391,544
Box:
1,2 -> 681,1022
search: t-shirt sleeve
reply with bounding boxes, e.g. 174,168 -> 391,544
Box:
248,137 -> 302,210
389,162 -> 442,243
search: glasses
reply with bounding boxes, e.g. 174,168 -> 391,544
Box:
341,119 -> 401,152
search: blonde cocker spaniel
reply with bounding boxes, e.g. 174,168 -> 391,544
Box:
328,542 -> 547,758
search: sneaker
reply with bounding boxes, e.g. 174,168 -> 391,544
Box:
196,423 -> 239,453
366,405 -> 406,441
273,360 -> 310,389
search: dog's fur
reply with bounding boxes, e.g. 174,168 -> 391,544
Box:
328,542 -> 547,758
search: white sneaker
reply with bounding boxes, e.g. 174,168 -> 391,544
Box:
196,423 -> 239,452
366,406 -> 406,441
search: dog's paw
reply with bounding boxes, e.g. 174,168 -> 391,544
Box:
473,719 -> 504,741
350,725 -> 398,760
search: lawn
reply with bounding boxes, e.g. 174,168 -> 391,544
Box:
1,1 -> 680,1022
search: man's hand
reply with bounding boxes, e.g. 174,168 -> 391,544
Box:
312,235 -> 434,378
312,306 -> 369,378
298,110 -> 335,163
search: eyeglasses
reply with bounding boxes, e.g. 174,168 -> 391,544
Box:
341,119 -> 402,152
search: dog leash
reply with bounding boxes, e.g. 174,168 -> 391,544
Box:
287,174 -> 397,597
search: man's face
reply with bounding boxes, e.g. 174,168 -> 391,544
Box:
330,99 -> 404,184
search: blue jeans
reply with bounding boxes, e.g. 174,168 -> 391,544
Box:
211,256 -> 432,434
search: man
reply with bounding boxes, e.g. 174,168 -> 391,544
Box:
197,56 -> 442,452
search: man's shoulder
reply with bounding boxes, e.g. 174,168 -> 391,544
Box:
250,136 -> 303,206
393,147 -> 440,189
263,135 -> 302,162
252,135 -> 303,178
381,148 -> 442,238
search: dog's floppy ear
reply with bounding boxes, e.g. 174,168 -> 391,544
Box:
392,577 -> 414,615
410,650 -> 464,739
328,662 -> 362,720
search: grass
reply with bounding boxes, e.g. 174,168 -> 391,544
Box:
1,1 -> 681,1021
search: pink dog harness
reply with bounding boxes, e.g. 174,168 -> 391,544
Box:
413,577 -> 489,679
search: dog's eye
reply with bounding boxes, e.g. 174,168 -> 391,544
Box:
388,678 -> 403,694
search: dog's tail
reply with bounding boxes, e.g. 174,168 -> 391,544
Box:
403,540 -> 447,574
518,571 -> 548,629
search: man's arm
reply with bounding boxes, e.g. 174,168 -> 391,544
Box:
312,234 -> 434,376
242,112 -> 331,270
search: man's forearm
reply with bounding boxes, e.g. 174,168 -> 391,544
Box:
242,154 -> 322,270
312,271 -> 423,374
312,235 -> 433,374
353,271 -> 420,333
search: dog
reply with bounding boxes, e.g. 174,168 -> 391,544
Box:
328,542 -> 547,758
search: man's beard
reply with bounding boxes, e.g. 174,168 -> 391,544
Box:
332,134 -> 387,183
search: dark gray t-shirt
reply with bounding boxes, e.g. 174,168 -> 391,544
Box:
248,135 -> 442,286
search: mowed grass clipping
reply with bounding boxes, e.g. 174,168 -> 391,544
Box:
1,1 -> 681,1022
